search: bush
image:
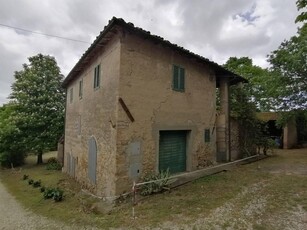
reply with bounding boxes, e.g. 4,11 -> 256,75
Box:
43,187 -> 55,199
28,179 -> 34,185
139,169 -> 170,196
32,180 -> 41,188
46,157 -> 58,164
40,186 -> 46,193
52,188 -> 64,202
46,157 -> 62,170
22,174 -> 29,180
43,187 -> 64,202
0,151 -> 26,168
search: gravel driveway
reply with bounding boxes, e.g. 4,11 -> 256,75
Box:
0,179 -> 72,230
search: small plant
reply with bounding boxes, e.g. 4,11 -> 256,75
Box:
52,188 -> 64,202
43,187 -> 64,202
32,180 -> 41,188
140,169 -> 170,196
47,157 -> 58,164
40,186 -> 46,193
44,188 -> 54,199
22,174 -> 29,180
46,157 -> 62,170
28,179 -> 34,185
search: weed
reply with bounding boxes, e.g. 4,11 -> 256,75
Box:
139,169 -> 170,196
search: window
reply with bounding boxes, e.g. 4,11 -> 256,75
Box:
94,64 -> 100,89
172,65 -> 185,91
69,88 -> 73,103
79,79 -> 83,99
204,129 -> 210,143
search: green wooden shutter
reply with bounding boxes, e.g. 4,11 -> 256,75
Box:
204,129 -> 210,143
173,65 -> 179,90
159,131 -> 187,174
179,67 -> 185,90
97,65 -> 100,87
94,67 -> 97,88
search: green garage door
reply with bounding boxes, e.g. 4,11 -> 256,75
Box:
159,131 -> 187,174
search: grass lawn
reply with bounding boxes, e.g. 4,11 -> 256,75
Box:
1,149 -> 307,229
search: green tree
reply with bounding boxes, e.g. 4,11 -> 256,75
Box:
268,24 -> 307,110
0,103 -> 26,167
223,57 -> 276,155
295,0 -> 307,23
10,54 -> 65,164
224,57 -> 276,111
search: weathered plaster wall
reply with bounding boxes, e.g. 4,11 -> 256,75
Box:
64,35 -> 121,197
115,33 -> 217,194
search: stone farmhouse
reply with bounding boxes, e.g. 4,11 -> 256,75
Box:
62,17 -> 246,199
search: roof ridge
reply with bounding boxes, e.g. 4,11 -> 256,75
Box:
62,17 -> 246,87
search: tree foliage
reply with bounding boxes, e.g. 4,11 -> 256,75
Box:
224,57 -> 276,111
223,57 -> 275,155
268,24 -> 307,110
295,0 -> 307,23
0,103 -> 26,167
10,54 -> 65,164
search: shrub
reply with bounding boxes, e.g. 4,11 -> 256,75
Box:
43,187 -> 64,202
139,169 -> 170,196
43,187 -> 55,199
46,157 -> 58,164
40,186 -> 46,193
22,174 -> 29,180
0,151 -> 26,168
52,188 -> 64,202
28,179 -> 34,185
32,180 -> 41,188
46,157 -> 62,170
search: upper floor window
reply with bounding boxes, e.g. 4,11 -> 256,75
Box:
79,79 -> 83,99
69,88 -> 73,103
94,64 -> 100,89
204,129 -> 210,143
172,65 -> 185,91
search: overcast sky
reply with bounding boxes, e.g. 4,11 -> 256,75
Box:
0,0 -> 299,105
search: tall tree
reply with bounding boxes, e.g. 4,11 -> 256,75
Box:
10,54 -> 65,164
267,24 -> 307,110
224,57 -> 276,111
295,0 -> 307,23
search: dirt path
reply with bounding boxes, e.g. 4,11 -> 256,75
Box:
0,179 -> 72,230
153,148 -> 307,230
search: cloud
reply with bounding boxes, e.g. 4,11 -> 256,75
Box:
0,0 -> 299,105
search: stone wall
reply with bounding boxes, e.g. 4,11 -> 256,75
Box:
114,32 -> 217,195
64,34 -> 121,198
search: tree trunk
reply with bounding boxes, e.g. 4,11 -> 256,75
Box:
37,150 -> 43,164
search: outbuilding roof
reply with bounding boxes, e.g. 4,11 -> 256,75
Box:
62,17 -> 247,87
